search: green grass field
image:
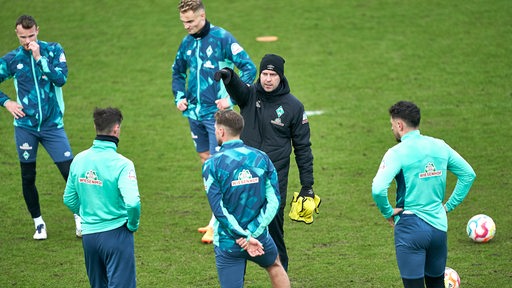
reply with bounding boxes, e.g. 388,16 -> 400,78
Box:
1,0 -> 511,287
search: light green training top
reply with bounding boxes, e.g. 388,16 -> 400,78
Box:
372,130 -> 476,231
63,139 -> 140,234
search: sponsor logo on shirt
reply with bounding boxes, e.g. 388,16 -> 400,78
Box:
231,43 -> 243,55
231,169 -> 259,186
271,106 -> 285,126
302,111 -> 309,124
128,169 -> 137,181
419,162 -> 442,178
79,170 -> 103,186
270,117 -> 284,126
379,160 -> 386,170
203,60 -> 215,69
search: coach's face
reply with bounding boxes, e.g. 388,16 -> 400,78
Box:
259,70 -> 280,92
180,9 -> 206,35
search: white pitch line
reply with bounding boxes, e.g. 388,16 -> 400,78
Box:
306,110 -> 324,116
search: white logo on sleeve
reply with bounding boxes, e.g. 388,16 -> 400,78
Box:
128,169 -> 137,181
231,43 -> 243,55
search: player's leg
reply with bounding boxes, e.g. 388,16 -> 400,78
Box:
104,226 -> 136,288
394,213 -> 428,288
214,246 -> 247,288
189,118 -> 217,243
82,232 -> 108,288
424,227 -> 447,288
268,169 -> 289,271
41,128 -> 79,237
15,127 -> 46,239
254,235 -> 290,288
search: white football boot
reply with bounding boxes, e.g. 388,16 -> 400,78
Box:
33,224 -> 47,240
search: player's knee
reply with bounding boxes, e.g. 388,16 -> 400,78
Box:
56,159 -> 73,180
20,162 -> 36,181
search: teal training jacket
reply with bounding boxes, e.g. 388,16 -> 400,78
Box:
0,41 -> 68,131
203,139 -> 280,250
172,22 -> 256,121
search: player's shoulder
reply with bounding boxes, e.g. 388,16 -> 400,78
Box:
114,152 -> 135,166
39,40 -> 60,48
39,41 -> 65,53
419,134 -> 449,148
1,48 -> 19,62
209,25 -> 235,39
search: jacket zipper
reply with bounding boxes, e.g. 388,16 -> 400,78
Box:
30,54 -> 43,131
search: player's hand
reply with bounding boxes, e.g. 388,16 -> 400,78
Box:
299,186 -> 314,198
4,100 -> 25,119
28,41 -> 41,61
214,69 -> 231,83
215,98 -> 231,110
177,99 -> 188,111
386,208 -> 403,227
236,237 -> 265,257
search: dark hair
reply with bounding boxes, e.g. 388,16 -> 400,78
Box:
15,15 -> 37,29
93,107 -> 123,134
215,109 -> 244,136
388,101 -> 421,128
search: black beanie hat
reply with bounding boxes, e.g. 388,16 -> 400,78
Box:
259,54 -> 285,78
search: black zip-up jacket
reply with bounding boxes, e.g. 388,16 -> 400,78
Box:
222,68 -> 314,201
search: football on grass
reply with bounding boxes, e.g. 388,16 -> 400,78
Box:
466,214 -> 496,243
444,267 -> 460,288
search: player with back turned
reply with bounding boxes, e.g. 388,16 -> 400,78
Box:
372,101 -> 476,288
202,109 -> 290,288
214,54 -> 316,271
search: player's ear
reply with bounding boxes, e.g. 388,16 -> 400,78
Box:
113,124 -> 121,136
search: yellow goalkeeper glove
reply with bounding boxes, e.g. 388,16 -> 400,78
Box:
289,192 -> 321,224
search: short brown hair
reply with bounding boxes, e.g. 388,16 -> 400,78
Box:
15,15 -> 37,29
215,110 -> 244,137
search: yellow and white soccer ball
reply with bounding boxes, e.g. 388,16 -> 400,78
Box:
466,214 -> 496,243
444,267 -> 460,288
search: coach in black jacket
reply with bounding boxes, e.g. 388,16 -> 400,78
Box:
214,54 -> 315,271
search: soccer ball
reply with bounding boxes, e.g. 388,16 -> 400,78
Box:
466,214 -> 496,243
444,267 -> 460,288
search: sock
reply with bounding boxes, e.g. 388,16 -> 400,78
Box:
208,214 -> 215,227
33,216 -> 45,229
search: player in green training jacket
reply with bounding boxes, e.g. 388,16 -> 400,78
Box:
372,101 -> 476,288
63,107 -> 141,288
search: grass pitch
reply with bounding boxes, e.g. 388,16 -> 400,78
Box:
1,0 -> 511,287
